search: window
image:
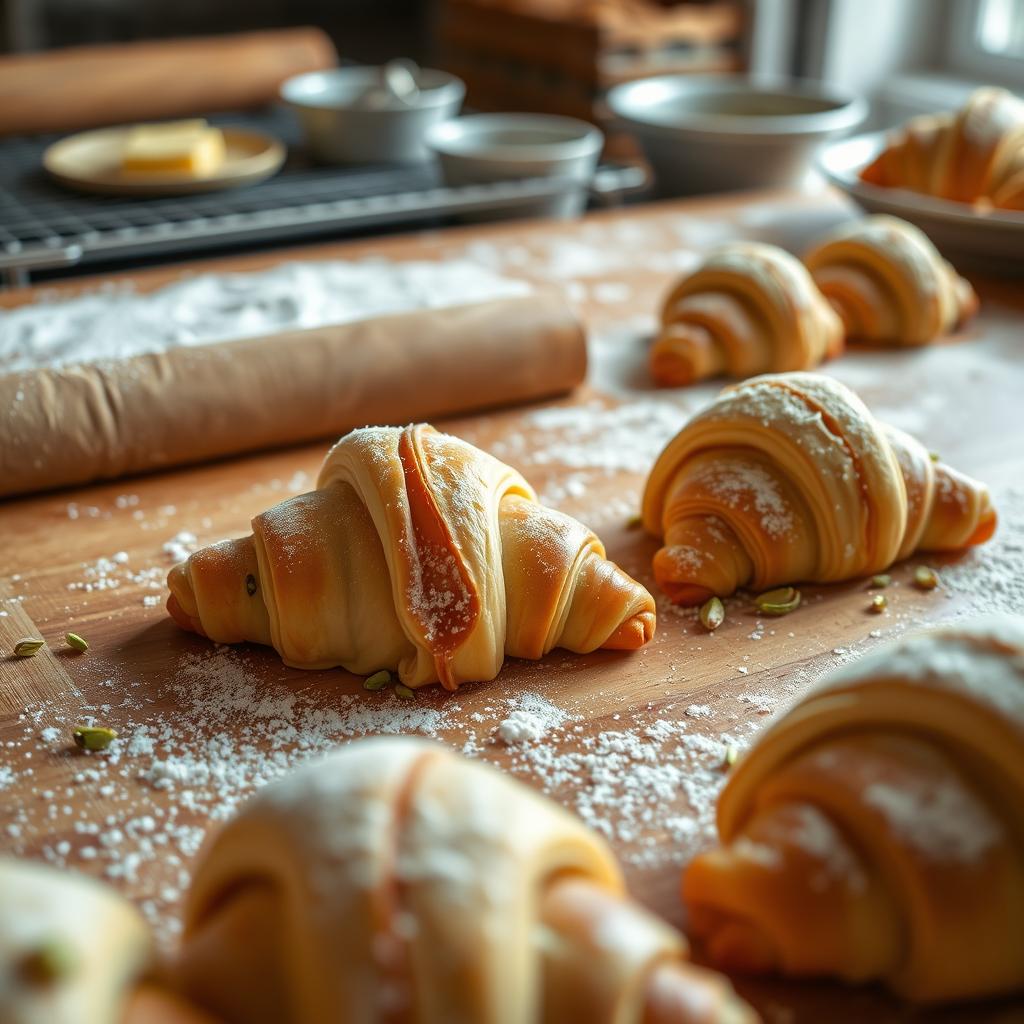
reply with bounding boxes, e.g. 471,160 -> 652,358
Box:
948,0 -> 1024,85
976,0 -> 1024,59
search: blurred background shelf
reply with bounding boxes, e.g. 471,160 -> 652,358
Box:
438,0 -> 745,151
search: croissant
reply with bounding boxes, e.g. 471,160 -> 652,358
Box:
683,615 -> 1024,1003
641,372 -> 996,605
804,215 -> 978,346
175,737 -> 756,1024
650,242 -> 844,386
860,87 -> 1024,210
0,857 -> 212,1024
167,424 -> 655,690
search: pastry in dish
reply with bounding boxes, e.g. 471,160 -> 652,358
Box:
650,242 -> 843,386
167,424 -> 656,690
684,615 -> 1024,1003
860,87 -> 1024,210
804,215 -> 978,346
642,372 -> 996,605
175,737 -> 757,1024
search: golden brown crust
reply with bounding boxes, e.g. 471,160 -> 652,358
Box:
642,373 -> 995,604
805,216 -> 978,347
167,424 -> 656,689
859,88 -> 1024,210
684,616 -> 1024,1004
176,738 -> 757,1023
650,243 -> 843,387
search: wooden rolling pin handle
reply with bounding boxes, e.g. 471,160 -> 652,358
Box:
0,27 -> 337,137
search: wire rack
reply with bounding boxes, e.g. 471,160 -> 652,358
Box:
0,108 -> 646,286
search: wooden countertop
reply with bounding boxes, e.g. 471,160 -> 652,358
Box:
2,187 -> 1022,1023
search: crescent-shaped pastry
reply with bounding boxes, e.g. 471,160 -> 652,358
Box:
641,372 -> 996,604
804,216 -> 978,346
0,857 -> 183,1024
860,87 -> 1024,209
683,615 -> 1024,1004
650,242 -> 843,386
175,737 -> 757,1024
166,424 -> 655,690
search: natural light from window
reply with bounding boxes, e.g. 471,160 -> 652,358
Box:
977,0 -> 1024,58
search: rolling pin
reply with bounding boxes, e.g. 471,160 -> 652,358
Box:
0,291 -> 588,498
0,27 -> 337,137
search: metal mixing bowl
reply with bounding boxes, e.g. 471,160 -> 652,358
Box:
608,75 -> 867,197
424,113 -> 604,219
281,66 -> 465,165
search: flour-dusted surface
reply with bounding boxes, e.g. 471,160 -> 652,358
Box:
2,189 -> 1022,1023
0,259 -> 530,373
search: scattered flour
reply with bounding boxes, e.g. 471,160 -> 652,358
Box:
162,532 -> 198,564
496,692 -> 572,745
0,259 -> 530,373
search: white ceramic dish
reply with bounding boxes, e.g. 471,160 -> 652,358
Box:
607,75 -> 866,198
819,131 -> 1024,274
424,113 -> 604,219
281,66 -> 465,164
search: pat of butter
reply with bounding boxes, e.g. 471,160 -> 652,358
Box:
121,119 -> 226,177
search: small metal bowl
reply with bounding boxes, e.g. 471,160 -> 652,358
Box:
424,113 -> 604,218
281,65 -> 465,165
608,75 -> 866,197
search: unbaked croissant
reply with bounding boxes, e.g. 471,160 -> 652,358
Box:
683,615 -> 1024,1004
175,737 -> 756,1024
167,424 -> 655,690
650,242 -> 843,386
642,372 -> 996,604
0,858 -> 211,1024
804,215 -> 978,346
860,87 -> 1024,210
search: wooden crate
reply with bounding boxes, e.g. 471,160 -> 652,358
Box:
438,0 -> 745,128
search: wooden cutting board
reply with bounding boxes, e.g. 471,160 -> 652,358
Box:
2,189 -> 1023,1023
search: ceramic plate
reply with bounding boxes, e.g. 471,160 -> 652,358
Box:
819,131 -> 1024,274
43,125 -> 286,197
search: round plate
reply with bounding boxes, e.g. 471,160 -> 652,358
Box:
43,125 -> 286,197
819,131 -> 1024,274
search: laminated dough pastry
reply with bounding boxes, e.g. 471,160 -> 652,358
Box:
176,737 -> 756,1023
684,616 -> 1024,1003
0,858 -> 150,1024
650,242 -> 843,386
642,372 -> 996,604
167,424 -> 655,689
860,86 -> 1024,210
804,215 -> 978,346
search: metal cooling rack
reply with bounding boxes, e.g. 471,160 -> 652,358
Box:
0,108 -> 646,287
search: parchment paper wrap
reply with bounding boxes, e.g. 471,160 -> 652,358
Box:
0,292 -> 586,499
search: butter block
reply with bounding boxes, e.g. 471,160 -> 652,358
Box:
121,119 -> 226,177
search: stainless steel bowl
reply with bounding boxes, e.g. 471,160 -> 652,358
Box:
607,75 -> 867,197
281,66 -> 465,165
424,113 -> 604,219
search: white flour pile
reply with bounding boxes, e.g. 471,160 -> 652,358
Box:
1,638 -> 748,941
0,259 -> 530,373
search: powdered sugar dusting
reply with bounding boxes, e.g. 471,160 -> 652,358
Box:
497,692 -> 573,745
863,779 -> 1001,863
699,461 -> 794,539
0,260 -> 530,373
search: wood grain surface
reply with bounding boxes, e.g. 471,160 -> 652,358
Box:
2,188 -> 1022,1023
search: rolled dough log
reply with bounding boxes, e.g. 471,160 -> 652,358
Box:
0,291 -> 586,498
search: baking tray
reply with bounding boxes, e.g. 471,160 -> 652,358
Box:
0,107 -> 647,287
